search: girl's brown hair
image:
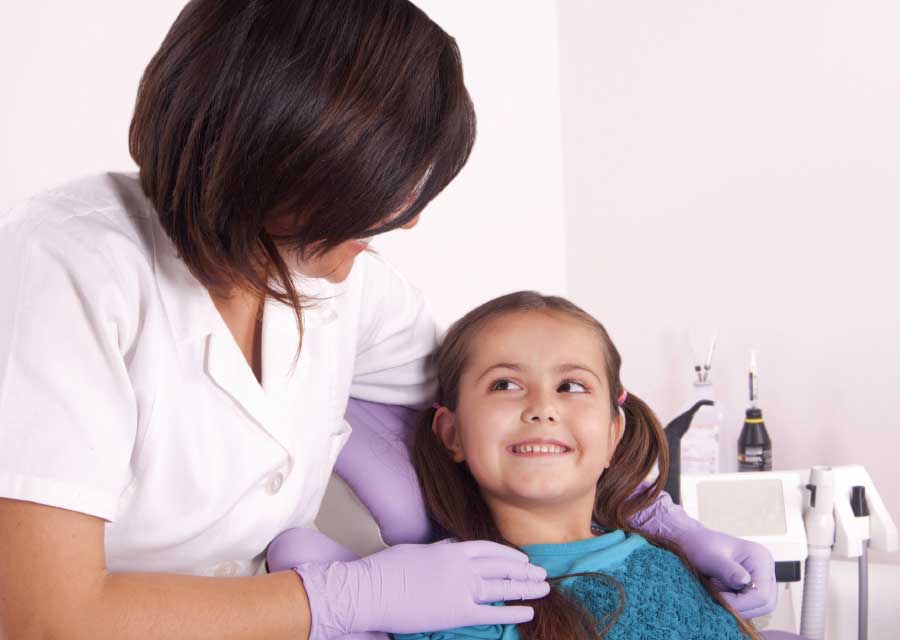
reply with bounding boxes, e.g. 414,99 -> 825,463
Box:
130,0 -> 475,341
412,291 -> 759,639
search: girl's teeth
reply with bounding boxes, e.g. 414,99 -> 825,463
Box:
513,444 -> 566,453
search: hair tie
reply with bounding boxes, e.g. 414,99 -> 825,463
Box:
617,390 -> 628,407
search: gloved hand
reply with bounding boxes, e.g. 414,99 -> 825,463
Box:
293,537 -> 550,639
629,487 -> 777,618
268,528 -> 388,640
676,522 -> 777,618
337,398 -> 433,545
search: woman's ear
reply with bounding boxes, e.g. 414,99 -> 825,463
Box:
604,409 -> 626,468
432,407 -> 465,462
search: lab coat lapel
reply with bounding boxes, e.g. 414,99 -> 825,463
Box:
205,287 -> 339,455
260,278 -> 339,397
260,284 -> 340,457
153,213 -> 328,451
153,219 -> 276,432
260,297 -> 301,400
205,331 -> 276,442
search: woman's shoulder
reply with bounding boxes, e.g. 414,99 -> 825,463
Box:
2,172 -> 157,261
338,248 -> 434,334
0,173 -> 164,344
343,249 -> 423,298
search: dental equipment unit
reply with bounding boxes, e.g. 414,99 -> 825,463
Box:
679,466 -> 898,639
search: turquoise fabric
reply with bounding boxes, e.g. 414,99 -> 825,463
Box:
393,531 -> 746,640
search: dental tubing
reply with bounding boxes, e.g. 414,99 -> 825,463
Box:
800,466 -> 835,640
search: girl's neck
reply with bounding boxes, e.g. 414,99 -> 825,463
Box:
485,494 -> 598,547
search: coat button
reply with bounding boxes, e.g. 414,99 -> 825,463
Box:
265,471 -> 285,495
213,560 -> 242,577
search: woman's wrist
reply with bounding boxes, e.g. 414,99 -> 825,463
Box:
276,571 -> 312,640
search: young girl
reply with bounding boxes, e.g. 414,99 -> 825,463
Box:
399,291 -> 761,640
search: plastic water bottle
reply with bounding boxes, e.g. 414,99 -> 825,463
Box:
680,380 -> 721,474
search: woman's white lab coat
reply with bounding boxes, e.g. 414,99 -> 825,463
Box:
0,173 -> 438,577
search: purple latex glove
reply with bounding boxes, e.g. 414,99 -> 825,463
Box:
268,528 -> 388,640
630,487 -> 777,619
268,527 -> 361,569
290,535 -> 549,639
337,398 -> 432,544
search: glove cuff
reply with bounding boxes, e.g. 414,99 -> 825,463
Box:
294,562 -> 353,640
628,486 -> 704,541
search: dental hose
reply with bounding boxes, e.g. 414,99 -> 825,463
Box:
800,466 -> 835,640
800,547 -> 831,639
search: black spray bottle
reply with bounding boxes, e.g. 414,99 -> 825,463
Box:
738,350 -> 772,472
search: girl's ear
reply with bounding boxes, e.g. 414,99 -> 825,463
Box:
432,407 -> 465,462
604,409 -> 626,468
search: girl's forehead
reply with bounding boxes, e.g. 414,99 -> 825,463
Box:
469,310 -> 607,368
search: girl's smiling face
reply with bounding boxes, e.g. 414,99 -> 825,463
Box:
433,310 -> 624,514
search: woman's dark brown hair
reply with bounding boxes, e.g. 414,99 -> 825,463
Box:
412,291 -> 760,639
130,0 -> 475,337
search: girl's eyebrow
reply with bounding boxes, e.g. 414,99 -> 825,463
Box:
475,363 -> 522,383
474,362 -> 603,385
556,363 -> 604,385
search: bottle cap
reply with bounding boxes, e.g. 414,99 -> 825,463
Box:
745,407 -> 763,420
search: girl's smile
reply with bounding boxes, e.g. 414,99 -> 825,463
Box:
507,438 -> 573,456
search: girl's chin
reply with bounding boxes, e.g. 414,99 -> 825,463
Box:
503,487 -> 580,506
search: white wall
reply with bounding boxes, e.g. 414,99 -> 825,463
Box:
376,0 -> 567,325
0,0 -> 567,328
557,0 -> 900,570
0,3 -> 184,200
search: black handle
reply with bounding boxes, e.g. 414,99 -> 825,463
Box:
663,400 -> 714,505
851,485 -> 869,517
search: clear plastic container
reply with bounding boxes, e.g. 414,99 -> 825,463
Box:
680,381 -> 721,474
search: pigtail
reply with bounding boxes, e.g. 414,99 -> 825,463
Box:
411,405 -> 503,543
593,392 -> 669,530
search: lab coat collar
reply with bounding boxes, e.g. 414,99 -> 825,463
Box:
150,219 -> 221,343
258,278 -> 339,396
150,213 -> 340,453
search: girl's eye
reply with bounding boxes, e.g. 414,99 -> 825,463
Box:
490,379 -> 523,392
558,380 -> 589,394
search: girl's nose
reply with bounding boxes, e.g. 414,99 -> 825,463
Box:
523,401 -> 559,424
